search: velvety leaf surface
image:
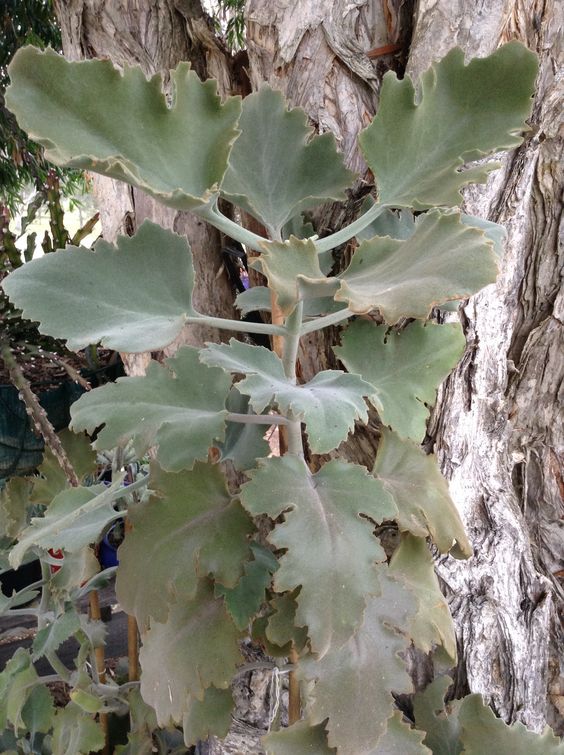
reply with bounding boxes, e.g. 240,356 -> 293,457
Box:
373,429 -> 471,557
139,579 -> 243,725
235,286 -> 272,316
10,482 -> 121,568
241,456 -> 397,657
335,320 -> 465,441
32,606 -> 81,660
390,534 -> 456,661
299,568 -> 416,753
7,46 -> 241,210
413,676 -> 462,755
0,648 -> 39,731
359,42 -> 538,208
221,85 -> 354,236
356,199 -> 416,242
71,347 -> 231,471
51,703 -> 105,755
117,462 -> 254,626
458,695 -> 564,754
263,720 -> 336,754
216,389 -> 270,471
368,712 -> 431,754
335,210 -> 497,321
0,477 -> 33,540
3,222 -> 197,353
254,236 -> 332,316
201,340 -> 372,453
265,592 -> 308,652
30,430 -> 96,506
217,543 -> 279,630
182,687 -> 234,747
21,685 -> 55,738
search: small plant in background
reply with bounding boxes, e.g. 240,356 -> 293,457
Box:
1,39 -> 562,754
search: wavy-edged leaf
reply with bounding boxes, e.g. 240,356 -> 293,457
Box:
71,347 -> 231,471
359,42 -> 538,209
182,687 -> 234,747
201,340 -> 372,454
335,320 -> 465,441
413,677 -> 462,755
217,543 -> 278,630
10,482 -> 122,569
374,429 -> 471,557
139,579 -> 243,725
0,648 -> 40,731
117,462 -> 253,626
299,568 -> 416,754
356,199 -> 416,242
0,477 -> 33,540
265,592 -> 308,652
51,703 -> 104,755
221,85 -> 354,236
7,46 -> 241,210
264,720 -> 336,754
335,210 -> 497,321
254,236 -> 331,316
458,694 -> 564,754
3,222 -> 197,353
241,456 -> 396,657
30,430 -> 96,506
369,711 -> 431,754
22,685 -> 55,738
32,605 -> 81,661
217,389 -> 270,471
390,534 -> 456,661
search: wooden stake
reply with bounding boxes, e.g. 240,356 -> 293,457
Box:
89,590 -> 110,755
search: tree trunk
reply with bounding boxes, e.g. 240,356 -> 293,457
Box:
53,0 -> 563,746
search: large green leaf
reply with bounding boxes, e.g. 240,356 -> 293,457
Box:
201,340 -> 372,454
335,210 -> 497,321
139,579 -> 243,725
221,85 -> 354,236
0,648 -> 40,732
335,320 -> 465,441
71,347 -> 231,471
241,456 -> 397,657
51,703 -> 105,755
458,695 -> 564,754
182,687 -> 234,747
21,685 -> 55,738
369,712 -> 431,754
299,568 -> 415,754
32,605 -> 82,660
413,679 -> 564,755
264,720 -> 336,754
373,429 -> 471,557
7,46 -> 241,210
216,388 -> 271,471
390,534 -> 456,661
254,236 -> 331,316
0,477 -> 33,540
10,482 -> 122,568
359,42 -> 538,209
217,542 -> 279,630
3,222 -> 197,353
116,462 -> 254,626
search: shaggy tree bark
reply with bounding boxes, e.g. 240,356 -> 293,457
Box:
52,0 -> 563,747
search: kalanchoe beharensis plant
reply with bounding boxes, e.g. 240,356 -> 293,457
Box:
1,41 -> 560,755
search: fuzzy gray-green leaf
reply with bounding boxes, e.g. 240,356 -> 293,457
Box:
7,46 -> 241,210
2,221 -> 197,353
71,347 -> 231,471
359,42 -> 538,209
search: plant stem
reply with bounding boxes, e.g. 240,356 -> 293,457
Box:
313,200 -> 386,253
185,314 -> 285,337
288,647 -> 301,725
197,203 -> 268,252
300,307 -> 354,335
1,339 -> 80,486
225,412 -> 288,426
